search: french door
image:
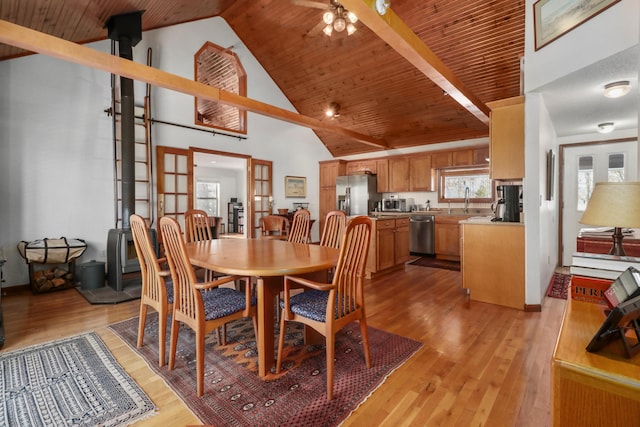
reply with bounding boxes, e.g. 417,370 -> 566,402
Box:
561,140 -> 637,265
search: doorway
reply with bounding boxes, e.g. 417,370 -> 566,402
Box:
560,139 -> 637,265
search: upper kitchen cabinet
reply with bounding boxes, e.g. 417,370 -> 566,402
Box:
346,160 -> 377,175
487,96 -> 524,180
409,155 -> 432,191
375,159 -> 389,193
431,151 -> 452,169
452,149 -> 474,166
388,157 -> 410,192
319,160 -> 346,188
473,146 -> 490,165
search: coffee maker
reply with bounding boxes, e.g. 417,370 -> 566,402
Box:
494,185 -> 521,222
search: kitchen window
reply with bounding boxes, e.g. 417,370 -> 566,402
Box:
195,180 -> 220,216
438,167 -> 493,202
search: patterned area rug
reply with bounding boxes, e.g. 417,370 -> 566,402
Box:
547,272 -> 571,300
109,314 -> 422,426
0,333 -> 155,426
409,256 -> 461,271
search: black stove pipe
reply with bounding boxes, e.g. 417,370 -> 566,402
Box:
106,11 -> 143,229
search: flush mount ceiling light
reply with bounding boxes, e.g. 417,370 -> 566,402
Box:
322,1 -> 358,36
325,102 -> 341,118
597,122 -> 615,133
603,81 -> 631,98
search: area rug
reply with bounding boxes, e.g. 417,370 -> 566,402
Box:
0,333 -> 156,426
109,314 -> 422,426
409,256 -> 461,271
546,272 -> 571,300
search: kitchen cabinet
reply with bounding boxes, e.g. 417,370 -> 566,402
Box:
434,215 -> 468,261
409,155 -> 432,191
487,96 -> 524,180
375,159 -> 389,193
388,157 -> 410,192
452,149 -> 473,166
366,217 -> 410,278
319,160 -> 346,236
461,222 -> 525,310
473,146 -> 490,165
431,152 -> 452,169
346,160 -> 377,175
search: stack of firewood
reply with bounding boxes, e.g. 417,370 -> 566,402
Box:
31,266 -> 74,293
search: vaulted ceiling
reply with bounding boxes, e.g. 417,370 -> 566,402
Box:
0,0 -> 525,156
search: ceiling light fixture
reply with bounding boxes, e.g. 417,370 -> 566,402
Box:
603,81 -> 631,98
322,2 -> 357,36
597,122 -> 615,133
325,102 -> 341,118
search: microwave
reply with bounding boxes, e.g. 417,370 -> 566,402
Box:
382,198 -> 407,212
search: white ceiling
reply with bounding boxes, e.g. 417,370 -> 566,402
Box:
540,44 -> 639,137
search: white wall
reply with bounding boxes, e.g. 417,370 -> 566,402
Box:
0,17 -> 332,286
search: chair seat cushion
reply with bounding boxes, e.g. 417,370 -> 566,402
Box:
201,287 -> 254,320
286,289 -> 330,322
165,279 -> 174,304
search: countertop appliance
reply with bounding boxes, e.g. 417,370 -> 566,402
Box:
410,215 -> 435,255
492,185 -> 521,222
382,198 -> 408,212
336,174 -> 381,216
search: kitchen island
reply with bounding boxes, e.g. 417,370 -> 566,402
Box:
460,218 -> 526,310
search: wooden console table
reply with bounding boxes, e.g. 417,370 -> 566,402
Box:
577,235 -> 640,257
552,297 -> 640,425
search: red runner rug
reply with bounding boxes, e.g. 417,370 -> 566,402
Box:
409,256 -> 461,271
546,272 -> 571,300
109,314 -> 422,426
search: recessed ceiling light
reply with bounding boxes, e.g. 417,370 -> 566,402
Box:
325,102 -> 340,118
603,81 -> 631,98
597,122 -> 615,133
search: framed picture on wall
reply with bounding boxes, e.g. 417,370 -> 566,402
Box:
533,0 -> 620,50
285,176 -> 306,198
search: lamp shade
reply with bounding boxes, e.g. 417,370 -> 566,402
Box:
580,182 -> 640,228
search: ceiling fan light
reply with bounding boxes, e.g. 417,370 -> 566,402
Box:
323,11 -> 335,25
346,23 -> 356,35
323,24 -> 333,36
603,81 -> 631,98
333,17 -> 346,32
347,11 -> 358,24
597,122 -> 615,133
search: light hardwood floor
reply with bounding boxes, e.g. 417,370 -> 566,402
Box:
1,263 -> 566,426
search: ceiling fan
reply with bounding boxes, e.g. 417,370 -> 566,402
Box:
292,0 -> 359,36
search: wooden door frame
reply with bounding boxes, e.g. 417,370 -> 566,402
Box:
248,158 -> 274,239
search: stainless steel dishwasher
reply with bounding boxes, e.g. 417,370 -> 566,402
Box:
410,215 -> 435,255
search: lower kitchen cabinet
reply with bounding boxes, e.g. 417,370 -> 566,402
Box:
366,217 -> 410,278
434,215 -> 468,261
461,222 -> 525,310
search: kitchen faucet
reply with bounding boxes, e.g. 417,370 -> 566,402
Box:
464,186 -> 470,213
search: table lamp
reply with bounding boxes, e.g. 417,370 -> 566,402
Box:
579,182 -> 640,256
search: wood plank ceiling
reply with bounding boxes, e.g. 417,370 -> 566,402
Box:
0,0 -> 524,157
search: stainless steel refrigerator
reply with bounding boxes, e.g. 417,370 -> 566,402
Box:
336,174 -> 381,216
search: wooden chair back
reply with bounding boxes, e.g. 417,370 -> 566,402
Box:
330,216 -> 372,322
320,210 -> 346,249
184,209 -> 212,242
130,214 -> 173,367
288,209 -> 311,243
259,215 -> 289,238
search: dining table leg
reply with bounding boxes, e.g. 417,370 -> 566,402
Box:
256,275 -> 280,377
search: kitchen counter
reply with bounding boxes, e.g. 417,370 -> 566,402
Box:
459,217 -> 523,225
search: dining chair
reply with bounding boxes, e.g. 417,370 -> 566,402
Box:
288,208 -> 311,243
184,209 -> 213,242
320,210 -> 347,249
259,215 -> 289,239
276,216 -> 373,400
159,216 -> 257,397
130,214 -> 174,367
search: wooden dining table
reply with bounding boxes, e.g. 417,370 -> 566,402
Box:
186,238 -> 339,377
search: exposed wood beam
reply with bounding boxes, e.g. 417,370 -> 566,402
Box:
340,0 -> 490,125
0,19 -> 388,149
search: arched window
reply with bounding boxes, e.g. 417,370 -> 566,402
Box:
194,42 -> 247,134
